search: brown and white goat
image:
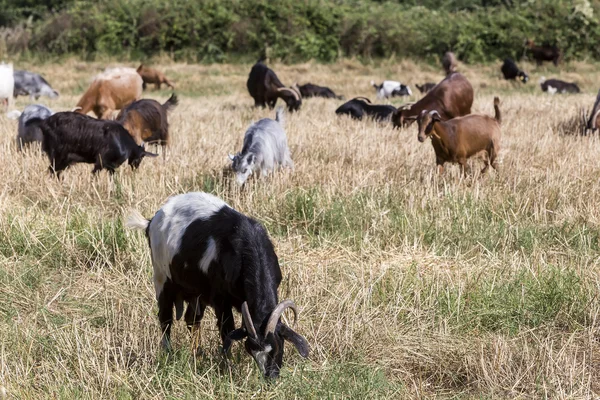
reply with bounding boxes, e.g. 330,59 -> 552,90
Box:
417,97 -> 501,175
137,64 -> 175,90
76,68 -> 143,119
117,93 -> 178,146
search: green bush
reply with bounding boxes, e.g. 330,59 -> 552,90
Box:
2,0 -> 600,63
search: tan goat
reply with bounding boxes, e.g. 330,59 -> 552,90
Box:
76,68 -> 143,119
417,97 -> 501,175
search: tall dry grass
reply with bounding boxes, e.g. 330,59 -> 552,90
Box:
0,58 -> 599,398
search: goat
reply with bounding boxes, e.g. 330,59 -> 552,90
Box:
501,59 -> 529,83
0,63 -> 14,112
76,68 -> 143,119
539,77 -> 580,94
587,89 -> 600,133
136,64 -> 175,90
117,93 -> 178,146
126,192 -> 309,378
371,80 -> 411,99
336,97 -> 396,121
8,104 -> 54,151
228,107 -> 293,186
525,39 -> 561,66
247,61 -> 302,112
39,112 -> 157,177
392,73 -> 473,128
292,82 -> 343,99
417,97 -> 502,175
442,52 -> 458,75
13,70 -> 59,100
416,82 -> 437,94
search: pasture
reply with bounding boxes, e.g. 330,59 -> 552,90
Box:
0,59 -> 599,399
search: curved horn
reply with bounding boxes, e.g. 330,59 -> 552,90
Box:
592,109 -> 600,129
241,301 -> 258,339
398,102 -> 415,111
429,110 -> 441,116
277,87 -> 299,101
71,106 -> 82,112
265,300 -> 299,335
291,86 -> 302,99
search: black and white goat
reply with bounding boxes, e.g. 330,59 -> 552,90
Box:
8,104 -> 54,150
539,77 -> 580,94
335,97 -> 397,121
229,107 -> 293,186
126,192 -> 309,379
501,59 -> 529,83
39,112 -> 157,177
371,80 -> 412,99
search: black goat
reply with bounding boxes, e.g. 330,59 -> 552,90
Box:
247,62 -> 302,112
293,83 -> 343,99
126,192 -> 309,379
501,59 -> 529,83
335,97 -> 396,121
40,112 -> 157,177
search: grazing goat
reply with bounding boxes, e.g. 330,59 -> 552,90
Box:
247,61 -> 302,112
76,68 -> 143,119
417,97 -> 502,175
40,112 -> 157,177
117,93 -> 178,146
336,97 -> 396,121
416,82 -> 437,94
0,63 -> 14,112
13,70 -> 59,100
8,104 -> 54,151
587,89 -> 600,133
442,52 -> 458,75
392,73 -> 473,127
371,80 -> 412,99
293,82 -> 343,99
126,192 -> 309,378
136,64 -> 175,90
229,107 -> 293,186
525,39 -> 561,66
539,77 -> 580,94
501,59 -> 529,83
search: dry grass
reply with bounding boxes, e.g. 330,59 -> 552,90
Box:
0,58 -> 600,399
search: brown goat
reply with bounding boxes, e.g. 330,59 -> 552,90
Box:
117,93 -> 178,146
417,97 -> 501,175
76,68 -> 143,119
137,64 -> 175,90
442,52 -> 458,75
392,72 -> 473,128
586,89 -> 600,132
525,39 -> 561,66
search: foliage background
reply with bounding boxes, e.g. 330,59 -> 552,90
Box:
0,0 -> 599,63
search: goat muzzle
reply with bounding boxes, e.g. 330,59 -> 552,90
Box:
265,300 -> 299,335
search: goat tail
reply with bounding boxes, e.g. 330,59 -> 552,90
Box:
275,106 -> 285,126
163,93 -> 179,112
493,96 -> 501,125
126,209 -> 149,231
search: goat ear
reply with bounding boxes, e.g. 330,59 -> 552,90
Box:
279,324 -> 309,358
223,328 -> 247,353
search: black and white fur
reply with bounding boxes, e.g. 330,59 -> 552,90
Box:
13,70 -> 59,100
126,192 -> 309,379
39,111 -> 157,177
539,77 -> 580,94
371,80 -> 412,99
335,97 -> 397,121
501,59 -> 529,83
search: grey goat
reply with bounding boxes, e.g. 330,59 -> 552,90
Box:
13,70 -> 59,100
8,104 -> 54,150
229,107 -> 293,185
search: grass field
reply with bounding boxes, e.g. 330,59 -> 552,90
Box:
1,58 -> 599,399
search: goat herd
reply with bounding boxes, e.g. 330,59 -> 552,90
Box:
0,45 -> 596,380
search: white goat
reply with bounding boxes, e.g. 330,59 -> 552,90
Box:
229,107 -> 293,185
0,63 -> 15,112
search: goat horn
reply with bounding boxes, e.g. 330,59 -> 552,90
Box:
241,301 -> 258,339
265,300 -> 299,335
277,87 -> 299,101
593,109 -> 600,129
71,106 -> 82,112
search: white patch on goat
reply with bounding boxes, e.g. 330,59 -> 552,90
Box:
199,237 -> 218,273
148,192 -> 229,299
547,86 -> 557,95
252,345 -> 273,374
